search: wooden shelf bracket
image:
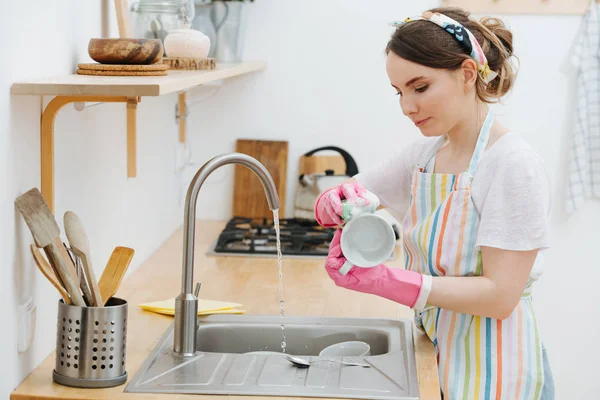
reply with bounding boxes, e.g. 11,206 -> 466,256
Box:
40,95 -> 139,211
126,97 -> 138,177
177,91 -> 187,144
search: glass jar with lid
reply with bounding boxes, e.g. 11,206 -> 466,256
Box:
130,0 -> 194,45
191,0 -> 217,57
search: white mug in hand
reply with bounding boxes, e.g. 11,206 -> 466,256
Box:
339,213 -> 396,276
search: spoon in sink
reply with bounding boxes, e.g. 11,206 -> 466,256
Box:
284,355 -> 370,368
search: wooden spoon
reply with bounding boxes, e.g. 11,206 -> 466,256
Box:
98,246 -> 135,305
64,211 -> 103,307
15,189 -> 85,306
30,244 -> 71,304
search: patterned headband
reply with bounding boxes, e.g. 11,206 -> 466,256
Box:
389,12 -> 498,84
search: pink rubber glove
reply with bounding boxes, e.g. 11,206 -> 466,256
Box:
324,230 -> 432,309
314,182 -> 378,228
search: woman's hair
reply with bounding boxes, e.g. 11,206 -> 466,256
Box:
386,7 -> 516,103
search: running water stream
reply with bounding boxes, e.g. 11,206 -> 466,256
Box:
273,210 -> 287,353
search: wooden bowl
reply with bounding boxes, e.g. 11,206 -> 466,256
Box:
88,38 -> 163,65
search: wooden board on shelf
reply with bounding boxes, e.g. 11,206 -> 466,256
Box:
114,0 -> 132,38
162,57 -> 216,70
233,140 -> 288,220
441,0 -> 592,15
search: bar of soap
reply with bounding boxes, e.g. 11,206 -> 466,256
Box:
164,26 -> 211,59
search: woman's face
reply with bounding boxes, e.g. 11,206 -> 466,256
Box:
386,51 -> 475,137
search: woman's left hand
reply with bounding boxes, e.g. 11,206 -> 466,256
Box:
324,229 -> 428,309
324,229 -> 365,288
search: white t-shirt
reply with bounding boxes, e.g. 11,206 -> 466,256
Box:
355,132 -> 552,279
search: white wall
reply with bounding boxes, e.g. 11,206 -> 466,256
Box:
2,0 -> 598,399
1,0 -> 186,397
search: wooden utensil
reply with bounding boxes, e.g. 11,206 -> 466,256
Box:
98,246 -> 135,305
232,139 -> 288,220
15,188 -> 85,306
30,244 -> 71,304
64,211 -> 103,307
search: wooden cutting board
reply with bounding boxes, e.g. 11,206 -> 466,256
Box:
233,140 -> 288,220
298,154 -> 346,176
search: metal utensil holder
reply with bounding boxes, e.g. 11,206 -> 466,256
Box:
52,297 -> 128,388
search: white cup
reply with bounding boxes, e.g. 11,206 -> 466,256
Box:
319,341 -> 371,357
339,213 -> 396,276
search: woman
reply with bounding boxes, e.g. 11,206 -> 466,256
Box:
315,7 -> 555,400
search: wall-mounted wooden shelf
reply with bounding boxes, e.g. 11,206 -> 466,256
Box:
11,61 -> 267,211
11,62 -> 266,97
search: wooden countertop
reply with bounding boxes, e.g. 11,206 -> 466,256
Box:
11,220 -> 440,400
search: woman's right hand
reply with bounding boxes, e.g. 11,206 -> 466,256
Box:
314,181 -> 379,227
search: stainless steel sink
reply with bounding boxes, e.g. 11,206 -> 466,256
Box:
125,314 -> 420,399
124,156 -> 420,399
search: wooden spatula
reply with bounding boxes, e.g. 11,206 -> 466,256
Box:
30,244 -> 71,304
98,246 -> 135,305
15,188 -> 86,306
64,211 -> 103,307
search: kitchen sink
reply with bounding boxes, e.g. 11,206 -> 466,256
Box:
125,314 -> 420,399
196,317 -> 391,356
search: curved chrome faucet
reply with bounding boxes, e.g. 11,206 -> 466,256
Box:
173,153 -> 281,356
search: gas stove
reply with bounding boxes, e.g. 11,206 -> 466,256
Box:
208,217 -> 336,258
208,216 -> 400,259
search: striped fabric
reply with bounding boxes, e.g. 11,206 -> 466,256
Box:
402,110 -> 544,400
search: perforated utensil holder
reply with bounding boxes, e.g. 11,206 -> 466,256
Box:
53,297 -> 128,388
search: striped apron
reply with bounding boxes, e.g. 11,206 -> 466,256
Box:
402,110 -> 545,400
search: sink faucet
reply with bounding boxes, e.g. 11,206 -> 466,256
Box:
173,153 -> 281,356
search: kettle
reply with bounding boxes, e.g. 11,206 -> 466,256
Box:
293,146 -> 360,220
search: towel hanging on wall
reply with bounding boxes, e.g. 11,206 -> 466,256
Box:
566,2 -> 600,214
